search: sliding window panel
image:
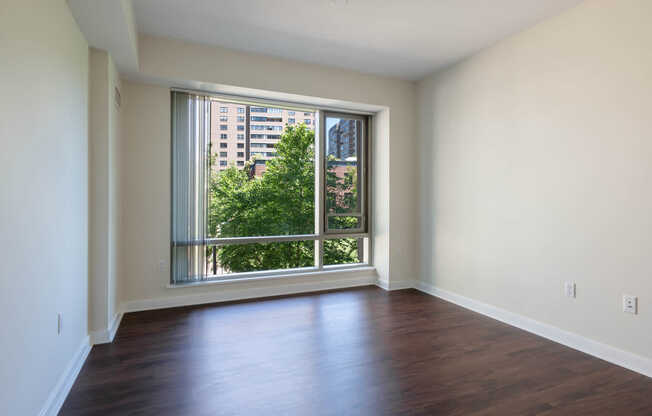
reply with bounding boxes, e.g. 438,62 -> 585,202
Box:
323,112 -> 368,233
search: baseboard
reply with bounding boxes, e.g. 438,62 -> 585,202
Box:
375,278 -> 414,291
90,312 -> 123,344
416,281 -> 652,379
121,272 -> 377,313
38,336 -> 91,416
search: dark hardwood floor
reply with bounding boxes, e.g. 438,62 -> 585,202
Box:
60,287 -> 652,415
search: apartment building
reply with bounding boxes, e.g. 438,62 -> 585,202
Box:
210,100 -> 315,174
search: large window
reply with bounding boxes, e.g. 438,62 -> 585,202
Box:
171,91 -> 370,284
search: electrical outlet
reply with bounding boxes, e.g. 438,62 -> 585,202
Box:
623,295 -> 637,314
57,313 -> 62,335
564,282 -> 576,298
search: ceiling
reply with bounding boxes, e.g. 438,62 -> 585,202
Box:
131,0 -> 583,81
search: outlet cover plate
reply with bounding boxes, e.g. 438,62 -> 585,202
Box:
623,295 -> 637,314
564,282 -> 576,298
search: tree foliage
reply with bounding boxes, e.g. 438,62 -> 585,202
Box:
208,124 -> 361,273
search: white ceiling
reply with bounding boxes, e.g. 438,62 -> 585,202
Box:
132,0 -> 583,81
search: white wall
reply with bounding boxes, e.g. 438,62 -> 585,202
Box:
118,35 -> 417,305
418,0 -> 652,359
89,49 -> 122,339
0,0 -> 89,414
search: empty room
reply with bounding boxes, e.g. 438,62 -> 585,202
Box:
2,0 -> 652,414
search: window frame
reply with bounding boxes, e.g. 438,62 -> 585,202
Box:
320,111 -> 369,235
170,89 -> 373,284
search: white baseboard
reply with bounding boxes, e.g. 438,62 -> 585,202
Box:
90,312 -> 123,344
416,280 -> 652,379
376,278 -> 414,291
38,336 -> 91,416
121,272 -> 377,313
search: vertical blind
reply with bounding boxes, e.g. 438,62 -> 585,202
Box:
171,92 -> 210,284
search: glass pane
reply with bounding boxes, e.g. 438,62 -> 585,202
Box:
326,116 -> 361,215
206,241 -> 314,276
327,216 -> 361,231
324,238 -> 364,265
208,100 -> 316,238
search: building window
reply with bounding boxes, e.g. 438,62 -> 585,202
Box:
220,116 -> 228,122
237,116 -> 245,122
251,116 -> 282,122
288,118 -> 295,124
252,125 -> 283,131
288,111 -> 295,116
220,152 -> 227,157
237,134 -> 244,140
304,119 -> 311,125
220,107 -> 228,113
237,125 -> 245,131
170,92 -> 369,284
220,133 -> 228,139
220,124 -> 227,130
237,107 -> 245,113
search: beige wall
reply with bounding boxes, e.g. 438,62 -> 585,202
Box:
120,82 -> 171,302
0,0 -> 89,414
108,51 -> 123,330
89,48 -> 122,337
418,0 -> 652,359
89,49 -> 110,334
118,35 -> 417,304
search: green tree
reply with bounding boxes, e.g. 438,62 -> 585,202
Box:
324,156 -> 361,264
208,123 -> 360,273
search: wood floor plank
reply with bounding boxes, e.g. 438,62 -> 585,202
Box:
59,287 -> 652,415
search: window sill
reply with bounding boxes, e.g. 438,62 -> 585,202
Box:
166,265 -> 376,289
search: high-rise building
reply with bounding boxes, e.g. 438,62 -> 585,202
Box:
327,119 -> 359,160
210,101 -> 315,175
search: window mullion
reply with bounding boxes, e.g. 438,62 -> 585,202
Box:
316,110 -> 325,270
